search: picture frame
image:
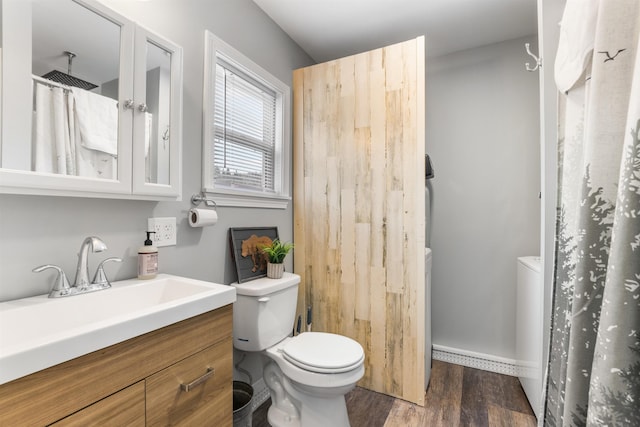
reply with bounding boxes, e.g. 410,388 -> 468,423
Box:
229,227 -> 279,283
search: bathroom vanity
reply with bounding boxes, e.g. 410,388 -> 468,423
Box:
0,275 -> 235,426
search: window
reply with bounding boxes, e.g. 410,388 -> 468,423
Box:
203,31 -> 291,208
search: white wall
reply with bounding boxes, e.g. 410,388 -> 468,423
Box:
0,0 -> 313,303
426,36 -> 541,360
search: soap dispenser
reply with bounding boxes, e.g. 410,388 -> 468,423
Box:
138,231 -> 158,279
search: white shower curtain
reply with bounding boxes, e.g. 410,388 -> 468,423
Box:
543,1 -> 640,426
33,82 -> 76,175
33,81 -> 117,179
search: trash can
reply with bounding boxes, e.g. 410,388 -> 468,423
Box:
233,381 -> 254,427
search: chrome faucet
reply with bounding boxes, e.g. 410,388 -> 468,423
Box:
73,236 -> 107,289
33,236 -> 121,298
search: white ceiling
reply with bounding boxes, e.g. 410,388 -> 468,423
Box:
252,0 -> 538,63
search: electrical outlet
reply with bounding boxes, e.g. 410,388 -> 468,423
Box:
147,217 -> 177,247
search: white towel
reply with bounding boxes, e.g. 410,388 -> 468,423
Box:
145,111 -> 153,157
71,87 -> 118,156
555,0 -> 599,93
145,112 -> 153,182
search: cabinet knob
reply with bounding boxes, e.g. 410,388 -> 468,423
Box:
138,103 -> 148,113
123,99 -> 135,110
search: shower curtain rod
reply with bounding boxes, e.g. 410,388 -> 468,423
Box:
32,74 -> 71,92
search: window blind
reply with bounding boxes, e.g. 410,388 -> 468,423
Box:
213,62 -> 277,193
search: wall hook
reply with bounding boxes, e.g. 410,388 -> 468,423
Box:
524,43 -> 542,72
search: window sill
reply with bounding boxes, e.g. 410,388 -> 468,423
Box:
204,190 -> 290,209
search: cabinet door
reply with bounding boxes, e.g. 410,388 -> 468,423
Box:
131,25 -> 183,199
293,36 -> 426,405
0,0 -> 135,196
50,381 -> 145,427
146,337 -> 233,427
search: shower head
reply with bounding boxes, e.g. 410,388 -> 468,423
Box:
41,51 -> 98,91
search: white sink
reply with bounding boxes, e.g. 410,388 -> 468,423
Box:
0,274 -> 236,385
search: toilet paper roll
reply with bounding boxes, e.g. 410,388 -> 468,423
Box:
189,208 -> 218,227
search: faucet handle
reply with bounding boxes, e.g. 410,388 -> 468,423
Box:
92,257 -> 122,289
33,264 -> 73,298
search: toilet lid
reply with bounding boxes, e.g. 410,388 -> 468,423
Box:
282,332 -> 365,374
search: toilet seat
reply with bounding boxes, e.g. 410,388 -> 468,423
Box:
281,332 -> 364,374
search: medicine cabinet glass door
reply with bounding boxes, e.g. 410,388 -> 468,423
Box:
0,0 -> 182,200
132,27 -> 182,198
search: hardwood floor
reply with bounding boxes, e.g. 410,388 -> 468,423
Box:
252,360 -> 537,427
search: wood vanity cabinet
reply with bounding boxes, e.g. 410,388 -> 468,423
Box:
0,304 -> 233,426
50,382 -> 146,427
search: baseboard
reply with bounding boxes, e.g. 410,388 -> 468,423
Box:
432,344 -> 518,377
251,377 -> 270,412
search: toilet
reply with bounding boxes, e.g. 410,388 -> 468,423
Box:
232,273 -> 365,427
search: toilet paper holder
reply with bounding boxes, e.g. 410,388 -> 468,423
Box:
190,192 -> 217,210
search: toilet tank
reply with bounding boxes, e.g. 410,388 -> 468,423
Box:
231,273 -> 300,351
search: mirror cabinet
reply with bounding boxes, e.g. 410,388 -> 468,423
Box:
0,0 -> 183,199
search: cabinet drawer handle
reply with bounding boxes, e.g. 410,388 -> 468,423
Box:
181,367 -> 214,392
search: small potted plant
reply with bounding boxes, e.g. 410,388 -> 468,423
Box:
260,239 -> 294,279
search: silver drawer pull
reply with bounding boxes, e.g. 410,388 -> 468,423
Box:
180,367 -> 214,392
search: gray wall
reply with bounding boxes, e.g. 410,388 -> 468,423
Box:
426,36 -> 541,360
0,0 -> 314,302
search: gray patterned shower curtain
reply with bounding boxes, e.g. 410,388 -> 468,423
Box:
543,0 -> 640,426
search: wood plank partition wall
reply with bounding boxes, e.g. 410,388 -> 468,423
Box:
293,37 -> 426,405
